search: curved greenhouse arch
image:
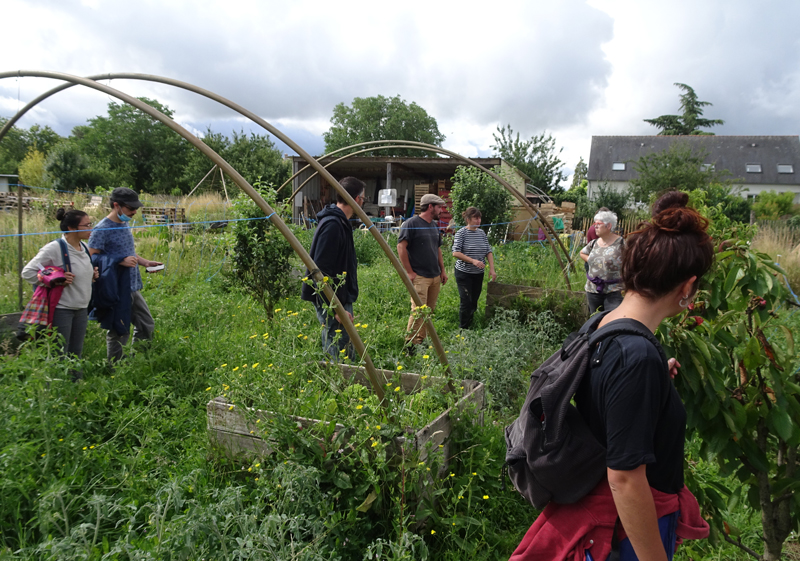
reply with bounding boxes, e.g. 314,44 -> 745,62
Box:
281,141 -> 574,283
0,70 -> 422,402
0,71 -> 457,381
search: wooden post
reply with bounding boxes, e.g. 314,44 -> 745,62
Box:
17,182 -> 23,310
219,167 -> 230,203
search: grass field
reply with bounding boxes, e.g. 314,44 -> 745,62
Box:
2,199 -> 799,559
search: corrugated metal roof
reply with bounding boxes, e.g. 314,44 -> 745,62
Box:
587,136 -> 800,185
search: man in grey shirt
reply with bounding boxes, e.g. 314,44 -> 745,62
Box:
397,193 -> 448,351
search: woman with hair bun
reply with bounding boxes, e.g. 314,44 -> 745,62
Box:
511,191 -> 712,561
451,207 -> 496,329
580,209 -> 624,313
22,208 -> 99,378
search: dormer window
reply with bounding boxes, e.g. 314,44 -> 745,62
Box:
612,162 -> 626,171
777,164 -> 794,174
746,164 -> 762,173
700,164 -> 715,172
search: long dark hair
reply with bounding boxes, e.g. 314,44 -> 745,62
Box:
56,208 -> 88,232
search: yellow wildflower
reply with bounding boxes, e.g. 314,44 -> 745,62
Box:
394,387 -> 400,392
375,425 -> 381,430
361,323 -> 368,328
483,495 -> 489,500
252,363 -> 259,368
371,441 -> 378,448
423,354 -> 429,359
356,405 -> 363,410
431,530 -> 436,535
205,387 -> 211,391
232,367 -> 239,372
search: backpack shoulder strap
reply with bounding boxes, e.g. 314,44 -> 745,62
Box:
589,318 -> 669,373
57,238 -> 72,273
80,241 -> 92,259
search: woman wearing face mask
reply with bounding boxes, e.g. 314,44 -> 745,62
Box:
22,209 -> 99,375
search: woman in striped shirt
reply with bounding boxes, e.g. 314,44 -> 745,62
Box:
452,207 -> 496,329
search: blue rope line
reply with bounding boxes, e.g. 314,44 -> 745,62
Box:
0,215 -> 266,238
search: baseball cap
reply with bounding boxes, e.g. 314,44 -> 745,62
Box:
110,187 -> 143,209
420,193 -> 446,206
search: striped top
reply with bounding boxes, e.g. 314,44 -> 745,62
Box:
452,226 -> 493,274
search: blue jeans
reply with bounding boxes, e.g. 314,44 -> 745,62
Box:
313,300 -> 355,361
585,511 -> 679,561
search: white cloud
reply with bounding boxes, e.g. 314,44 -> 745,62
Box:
2,0 -> 799,187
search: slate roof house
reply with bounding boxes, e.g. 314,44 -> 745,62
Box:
587,136 -> 800,203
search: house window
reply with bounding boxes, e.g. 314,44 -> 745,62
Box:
700,163 -> 715,172
777,164 -> 794,174
612,162 -> 626,171
746,164 -> 762,173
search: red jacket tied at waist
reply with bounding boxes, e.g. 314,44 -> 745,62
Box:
510,480 -> 709,561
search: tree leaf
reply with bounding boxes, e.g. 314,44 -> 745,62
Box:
356,490 -> 378,512
332,471 -> 352,489
738,437 -> 771,473
779,325 -> 795,358
768,407 -> 794,442
723,264 -> 742,296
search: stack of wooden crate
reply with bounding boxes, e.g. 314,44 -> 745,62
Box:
537,201 -> 575,233
141,207 -> 190,233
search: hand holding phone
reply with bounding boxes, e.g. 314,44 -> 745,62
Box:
146,264 -> 165,273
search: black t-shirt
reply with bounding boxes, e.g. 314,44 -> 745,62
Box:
398,215 -> 442,278
575,329 -> 687,494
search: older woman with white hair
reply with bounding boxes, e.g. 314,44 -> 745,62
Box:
580,209 -> 624,312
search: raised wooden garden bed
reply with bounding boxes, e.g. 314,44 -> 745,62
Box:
207,363 -> 484,476
485,281 -> 589,327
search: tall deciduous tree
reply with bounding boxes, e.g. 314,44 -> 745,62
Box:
0,118 -> 62,175
490,124 -> 565,195
323,95 -> 445,157
72,98 -> 191,194
571,157 -> 588,189
644,83 -> 724,135
629,143 -> 751,221
183,128 -> 290,194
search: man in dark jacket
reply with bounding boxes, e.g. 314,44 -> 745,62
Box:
300,177 -> 366,360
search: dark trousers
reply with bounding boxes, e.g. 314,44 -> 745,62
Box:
52,307 -> 89,381
455,269 -> 484,329
586,291 -> 623,314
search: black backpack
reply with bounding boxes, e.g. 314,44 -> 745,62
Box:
503,313 -> 668,509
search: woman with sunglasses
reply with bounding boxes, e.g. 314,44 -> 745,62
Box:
22,208 -> 99,376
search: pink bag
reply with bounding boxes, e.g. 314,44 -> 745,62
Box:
17,266 -> 67,338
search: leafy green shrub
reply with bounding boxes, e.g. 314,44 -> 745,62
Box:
449,166 -> 513,243
227,183 -> 296,317
450,309 -> 565,412
752,190 -> 797,220
354,229 -> 386,267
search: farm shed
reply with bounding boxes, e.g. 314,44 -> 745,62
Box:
0,174 -> 18,193
290,156 -> 530,231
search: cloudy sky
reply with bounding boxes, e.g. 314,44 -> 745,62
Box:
2,0 -> 799,185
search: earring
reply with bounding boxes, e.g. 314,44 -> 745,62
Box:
679,295 -> 690,308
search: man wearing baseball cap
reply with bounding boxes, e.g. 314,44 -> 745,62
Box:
397,193 -> 448,352
88,187 -> 163,362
